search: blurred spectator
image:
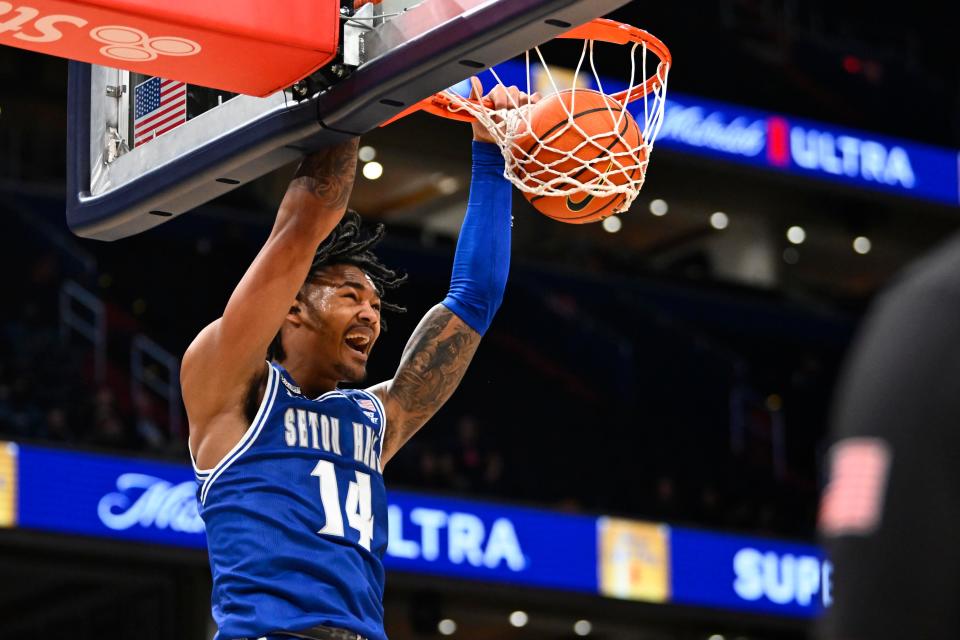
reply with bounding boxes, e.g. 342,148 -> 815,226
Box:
448,415 -> 502,492
699,483 -> 723,524
43,407 -> 73,442
134,391 -> 167,451
652,475 -> 680,521
84,387 -> 129,448
416,448 -> 443,486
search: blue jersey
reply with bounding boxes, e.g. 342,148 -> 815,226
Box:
193,362 -> 389,640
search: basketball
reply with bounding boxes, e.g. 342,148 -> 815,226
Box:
511,89 -> 646,224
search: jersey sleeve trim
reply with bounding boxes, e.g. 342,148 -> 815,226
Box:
188,437 -> 213,483
199,362 -> 279,505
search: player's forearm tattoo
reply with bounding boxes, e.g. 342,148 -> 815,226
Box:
289,138 -> 359,211
385,305 -> 481,453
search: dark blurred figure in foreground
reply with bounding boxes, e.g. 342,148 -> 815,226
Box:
817,234 -> 960,639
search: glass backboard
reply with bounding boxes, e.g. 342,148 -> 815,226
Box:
66,0 -> 632,240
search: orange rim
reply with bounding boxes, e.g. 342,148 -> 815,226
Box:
558,18 -> 671,105
393,18 -> 671,124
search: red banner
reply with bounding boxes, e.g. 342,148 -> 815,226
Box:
0,0 -> 339,96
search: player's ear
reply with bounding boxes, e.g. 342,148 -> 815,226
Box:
286,295 -> 303,325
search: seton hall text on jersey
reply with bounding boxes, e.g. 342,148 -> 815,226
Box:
283,407 -> 382,472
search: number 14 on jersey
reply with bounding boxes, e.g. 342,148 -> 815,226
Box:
311,460 -> 374,550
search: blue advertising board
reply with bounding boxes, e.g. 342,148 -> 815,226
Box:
1,441 -> 830,619
17,443 -> 205,548
384,490 -> 598,593
670,526 -> 831,618
9,443 -> 598,593
483,61 -> 960,206
655,93 -> 959,207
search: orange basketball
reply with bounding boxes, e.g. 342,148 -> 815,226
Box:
511,89 -> 646,224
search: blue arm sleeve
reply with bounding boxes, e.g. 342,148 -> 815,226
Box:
440,141 -> 512,335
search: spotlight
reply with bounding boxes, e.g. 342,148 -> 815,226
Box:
362,161 -> 383,180
509,611 -> 529,627
437,619 -> 457,635
649,198 -> 668,216
853,236 -> 872,254
786,225 -> 806,244
574,620 -> 592,636
709,211 -> 729,230
358,145 -> 377,162
437,176 -> 459,195
602,216 -> 622,233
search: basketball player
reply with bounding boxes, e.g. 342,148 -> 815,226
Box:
817,233 -> 960,639
181,82 -> 536,640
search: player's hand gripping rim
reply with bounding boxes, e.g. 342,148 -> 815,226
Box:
470,76 -> 541,144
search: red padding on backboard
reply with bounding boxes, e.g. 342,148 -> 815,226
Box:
0,0 -> 340,96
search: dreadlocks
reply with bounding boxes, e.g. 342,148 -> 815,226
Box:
267,210 -> 407,362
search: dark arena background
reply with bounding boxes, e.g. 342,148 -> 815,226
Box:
1,2 -> 956,639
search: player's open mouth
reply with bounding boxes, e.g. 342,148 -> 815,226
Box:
344,332 -> 371,355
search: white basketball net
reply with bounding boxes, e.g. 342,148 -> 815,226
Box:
441,38 -> 670,214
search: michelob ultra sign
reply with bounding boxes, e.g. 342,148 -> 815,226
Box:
3,441 -> 829,619
655,93 -> 960,207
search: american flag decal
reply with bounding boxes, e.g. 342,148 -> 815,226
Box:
133,76 -> 187,147
357,399 -> 376,411
818,437 -> 892,536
